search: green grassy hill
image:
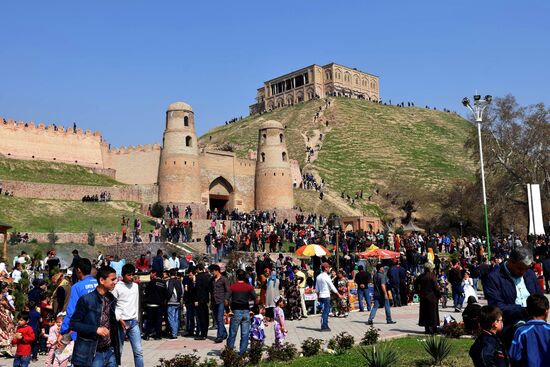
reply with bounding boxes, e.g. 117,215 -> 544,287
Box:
0,196 -> 154,233
0,157 -> 153,235
0,156 -> 120,186
200,98 -> 475,220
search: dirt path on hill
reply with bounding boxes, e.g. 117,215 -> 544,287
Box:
299,99 -> 362,216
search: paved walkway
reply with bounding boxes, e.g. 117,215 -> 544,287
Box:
128,302 -> 467,366
5,296 -> 496,367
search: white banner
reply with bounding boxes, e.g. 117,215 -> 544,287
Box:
527,184 -> 545,235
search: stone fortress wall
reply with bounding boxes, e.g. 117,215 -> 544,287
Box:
0,102 -> 294,213
0,118 -> 105,167
104,144 -> 161,185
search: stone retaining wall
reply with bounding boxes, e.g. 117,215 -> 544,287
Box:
29,232 -> 120,245
2,179 -> 158,203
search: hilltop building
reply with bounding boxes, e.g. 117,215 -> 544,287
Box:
249,62 -> 380,114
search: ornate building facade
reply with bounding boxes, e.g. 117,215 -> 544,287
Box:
250,62 -> 380,114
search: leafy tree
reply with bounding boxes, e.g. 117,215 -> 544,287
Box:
401,200 -> 417,224
88,228 -> 96,246
48,228 -> 59,246
150,202 -> 165,218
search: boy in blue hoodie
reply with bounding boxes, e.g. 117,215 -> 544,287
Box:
509,294 -> 550,367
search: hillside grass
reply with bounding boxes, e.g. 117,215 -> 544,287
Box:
0,156 -> 121,186
294,189 -> 347,216
199,98 -> 476,220
314,98 -> 475,199
262,336 -> 474,366
200,100 -> 326,167
0,196 -> 154,233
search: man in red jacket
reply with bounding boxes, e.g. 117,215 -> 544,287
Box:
12,311 -> 35,367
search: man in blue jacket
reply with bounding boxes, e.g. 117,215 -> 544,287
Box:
70,266 -> 121,367
485,247 -> 542,346
58,258 -> 98,345
388,263 -> 402,307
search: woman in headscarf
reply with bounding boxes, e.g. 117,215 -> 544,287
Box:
0,263 -> 10,282
258,267 -> 270,306
0,282 -> 15,354
264,270 -> 280,320
336,270 -> 350,317
285,269 -> 303,320
52,272 -> 71,315
414,262 -> 441,334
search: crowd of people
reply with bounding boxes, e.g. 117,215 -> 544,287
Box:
301,173 -> 323,192
1,216 -> 549,366
0,185 -> 14,197
81,192 -> 111,202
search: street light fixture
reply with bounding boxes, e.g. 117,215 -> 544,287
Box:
462,93 -> 492,259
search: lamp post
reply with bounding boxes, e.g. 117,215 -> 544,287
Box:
462,94 -> 492,260
330,214 -> 341,270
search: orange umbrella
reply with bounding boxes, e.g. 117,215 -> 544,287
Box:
359,248 -> 400,259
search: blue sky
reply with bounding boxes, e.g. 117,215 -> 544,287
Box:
1,1 -> 548,147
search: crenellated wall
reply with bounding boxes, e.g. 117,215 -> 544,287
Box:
0,109 -> 297,215
0,117 -> 104,167
104,144 -> 161,185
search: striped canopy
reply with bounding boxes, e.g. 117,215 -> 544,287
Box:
358,248 -> 400,259
296,244 -> 330,257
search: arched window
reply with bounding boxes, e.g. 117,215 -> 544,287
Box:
279,134 -> 284,143
344,72 -> 351,83
282,152 -> 287,161
185,136 -> 192,147
261,153 -> 265,162
184,116 -> 189,126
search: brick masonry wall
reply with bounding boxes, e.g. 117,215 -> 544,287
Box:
104,145 -> 161,185
2,179 -> 158,203
0,119 -> 104,167
29,232 -> 120,245
24,233 -> 187,260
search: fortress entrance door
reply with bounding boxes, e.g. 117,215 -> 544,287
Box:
209,177 -> 234,211
209,194 -> 229,211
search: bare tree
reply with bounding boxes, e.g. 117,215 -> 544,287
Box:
443,95 -> 549,236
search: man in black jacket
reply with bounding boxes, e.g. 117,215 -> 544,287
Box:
485,247 -> 542,347
182,267 -> 198,337
354,265 -> 371,312
194,263 -> 211,340
448,260 -> 464,312
166,269 -> 183,339
542,255 -> 550,294
143,271 -> 169,340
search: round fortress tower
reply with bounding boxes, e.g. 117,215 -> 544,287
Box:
158,102 -> 202,204
254,120 -> 294,210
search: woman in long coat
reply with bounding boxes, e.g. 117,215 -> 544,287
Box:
414,262 -> 441,334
